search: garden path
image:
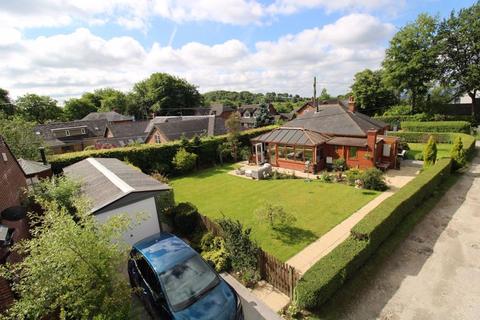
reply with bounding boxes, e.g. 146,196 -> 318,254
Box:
287,164 -> 420,274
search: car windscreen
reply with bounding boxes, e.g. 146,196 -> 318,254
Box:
159,254 -> 220,312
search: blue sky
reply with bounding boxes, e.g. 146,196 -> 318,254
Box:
0,0 -> 476,101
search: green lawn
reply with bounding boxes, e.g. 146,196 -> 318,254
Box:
406,143 -> 452,160
170,164 -> 380,262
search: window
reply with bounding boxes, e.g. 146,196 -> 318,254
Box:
383,144 -> 391,157
135,256 -> 161,295
155,134 -> 161,144
269,144 -> 276,161
65,130 -> 70,136
285,146 -> 294,160
304,148 -> 313,162
278,145 -> 285,159
349,147 -> 358,159
294,147 -> 304,161
243,111 -> 250,118
81,128 -> 86,134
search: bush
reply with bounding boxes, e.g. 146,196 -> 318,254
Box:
201,236 -> 230,272
295,159 -> 452,310
173,148 -> 198,173
423,136 -> 437,168
401,121 -> 470,133
360,168 -> 387,191
151,171 -> 169,184
333,158 -> 346,171
49,126 -> 277,175
345,169 -> 362,186
450,136 -> 466,171
414,153 -> 424,161
239,268 -> 261,288
172,202 -> 199,236
382,104 -> 412,116
318,171 -> 333,183
254,202 -> 296,229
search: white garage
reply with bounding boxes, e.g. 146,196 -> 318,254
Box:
64,157 -> 172,245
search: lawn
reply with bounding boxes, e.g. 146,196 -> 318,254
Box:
170,164 -> 380,262
406,143 -> 452,160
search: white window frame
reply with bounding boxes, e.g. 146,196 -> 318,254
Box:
155,134 -> 161,144
244,111 -> 250,118
65,130 -> 71,136
382,144 -> 391,157
81,128 -> 86,134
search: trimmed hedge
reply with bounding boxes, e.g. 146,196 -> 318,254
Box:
401,121 -> 471,134
374,114 -> 474,128
295,158 -> 452,310
49,125 -> 277,174
386,132 -> 475,159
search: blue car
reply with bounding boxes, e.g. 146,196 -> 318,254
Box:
128,233 -> 244,320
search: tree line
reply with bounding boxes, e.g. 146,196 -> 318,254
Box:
351,2 -> 480,117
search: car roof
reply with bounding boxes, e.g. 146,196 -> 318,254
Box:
133,233 -> 197,274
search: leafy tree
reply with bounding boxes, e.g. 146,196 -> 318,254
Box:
63,97 -> 98,120
426,85 -> 456,112
16,93 -> 64,123
224,112 -> 241,161
95,88 -> 130,114
383,14 -> 439,112
423,135 -> 437,168
254,103 -> 274,127
450,136 -> 466,170
0,186 -> 132,319
0,88 -> 17,117
254,202 -> 296,229
172,148 -> 198,172
131,73 -> 201,118
319,88 -> 332,101
0,116 -> 44,159
351,69 -> 398,115
437,2 -> 480,118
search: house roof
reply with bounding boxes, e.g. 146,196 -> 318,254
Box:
145,115 -> 219,133
63,157 -> 170,213
106,120 -> 150,138
149,116 -> 227,141
252,127 -> 331,146
208,104 -> 234,116
284,102 -> 387,137
326,137 -> 367,147
81,111 -> 134,122
35,119 -> 108,147
17,159 -> 51,176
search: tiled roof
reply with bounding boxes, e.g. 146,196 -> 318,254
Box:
106,120 -> 150,138
64,158 -> 170,213
252,127 -> 331,146
35,119 -> 108,147
153,117 -> 227,141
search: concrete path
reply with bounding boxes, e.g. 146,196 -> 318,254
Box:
221,273 -> 282,320
328,143 -> 480,320
287,164 -> 420,274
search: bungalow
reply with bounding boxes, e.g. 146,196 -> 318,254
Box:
251,98 -> 399,173
63,158 -> 172,245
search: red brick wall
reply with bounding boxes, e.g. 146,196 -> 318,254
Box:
0,138 -> 27,213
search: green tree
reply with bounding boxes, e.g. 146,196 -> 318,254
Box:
254,103 -> 274,127
0,88 -> 17,117
131,73 -> 201,118
351,69 -> 398,115
437,2 -> 480,118
423,135 -> 437,168
63,97 -> 98,120
0,116 -> 44,159
254,202 -> 296,229
450,136 -> 466,170
383,14 -> 439,112
16,93 -> 64,123
319,88 -> 332,101
95,88 -> 130,114
0,186 -> 132,319
224,112 -> 241,161
172,148 -> 198,172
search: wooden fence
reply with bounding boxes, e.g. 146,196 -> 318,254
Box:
198,214 -> 301,298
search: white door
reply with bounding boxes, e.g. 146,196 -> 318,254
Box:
255,143 -> 264,164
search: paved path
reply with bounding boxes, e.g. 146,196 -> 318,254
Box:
330,143 -> 480,320
287,164 -> 420,274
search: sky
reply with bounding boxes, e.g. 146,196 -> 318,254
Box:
0,0 -> 476,102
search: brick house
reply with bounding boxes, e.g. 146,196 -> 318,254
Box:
0,136 -> 27,214
251,98 -> 399,173
237,104 -> 278,128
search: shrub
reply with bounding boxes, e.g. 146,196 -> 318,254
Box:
318,171 -> 333,183
151,171 -> 169,184
382,104 -> 412,116
401,121 -> 470,133
295,159 -> 452,310
239,268 -> 261,288
201,236 -> 230,272
414,153 -> 424,161
200,232 -> 216,252
172,202 -> 199,236
450,136 -> 466,171
333,158 -> 346,171
345,169 -> 362,186
239,146 -> 251,161
360,168 -> 388,191
423,136 -> 437,168
217,217 -> 258,273
172,148 -> 198,173
254,202 -> 296,229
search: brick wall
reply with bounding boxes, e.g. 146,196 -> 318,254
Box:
0,137 -> 27,213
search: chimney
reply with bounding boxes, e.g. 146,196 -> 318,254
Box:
39,147 -> 47,165
348,96 -> 356,112
207,115 -> 215,136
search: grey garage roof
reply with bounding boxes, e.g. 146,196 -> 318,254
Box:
251,127 -> 331,146
17,158 -> 51,176
63,157 -> 170,213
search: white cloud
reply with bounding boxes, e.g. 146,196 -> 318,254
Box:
0,14 -> 394,100
267,0 -> 405,15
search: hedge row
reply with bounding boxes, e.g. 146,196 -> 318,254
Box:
373,114 -> 474,127
400,121 -> 471,134
295,158 -> 452,310
49,125 -> 277,174
387,132 -> 476,158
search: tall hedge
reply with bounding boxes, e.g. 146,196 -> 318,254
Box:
295,158 -> 452,310
400,121 -> 471,133
373,114 -> 474,128
49,126 -> 277,174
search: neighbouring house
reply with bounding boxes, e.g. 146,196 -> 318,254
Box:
96,120 -> 150,148
195,104 -> 235,120
0,136 -> 27,214
63,158 -> 172,245
237,104 -> 278,128
251,98 -> 399,173
81,111 -> 134,122
145,115 -> 227,144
